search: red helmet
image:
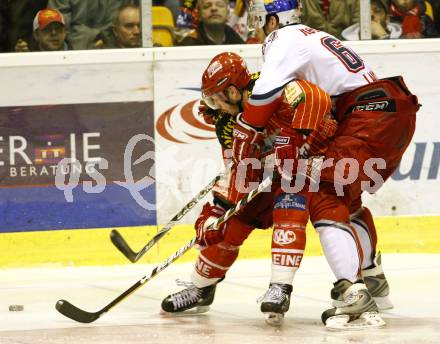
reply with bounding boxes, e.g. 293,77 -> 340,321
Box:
201,52 -> 251,97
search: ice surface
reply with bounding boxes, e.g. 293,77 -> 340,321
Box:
1,254 -> 439,344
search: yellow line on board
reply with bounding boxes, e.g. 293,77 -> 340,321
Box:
0,216 -> 439,268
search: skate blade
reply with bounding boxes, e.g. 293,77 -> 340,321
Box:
263,312 -> 284,327
160,306 -> 210,317
325,312 -> 386,331
373,296 -> 394,310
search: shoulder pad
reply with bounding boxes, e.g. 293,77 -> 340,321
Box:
283,80 -> 305,108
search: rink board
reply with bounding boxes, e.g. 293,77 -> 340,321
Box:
1,215 -> 439,267
0,42 -> 440,267
0,52 -> 157,232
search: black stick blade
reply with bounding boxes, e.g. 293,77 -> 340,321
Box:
110,230 -> 136,263
56,299 -> 102,323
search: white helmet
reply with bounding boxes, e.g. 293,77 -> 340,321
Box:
247,0 -> 301,31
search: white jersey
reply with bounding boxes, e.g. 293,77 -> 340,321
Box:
253,24 -> 377,98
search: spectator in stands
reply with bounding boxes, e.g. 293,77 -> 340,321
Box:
342,0 -> 402,39
0,0 -> 48,52
15,8 -> 68,52
47,0 -> 139,50
101,5 -> 141,48
173,0 -> 248,43
177,0 -> 244,45
390,0 -> 438,37
301,0 -> 360,39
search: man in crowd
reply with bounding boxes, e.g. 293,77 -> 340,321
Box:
177,0 -> 244,45
16,8 -> 68,52
101,5 -> 141,48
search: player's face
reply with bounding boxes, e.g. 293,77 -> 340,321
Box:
114,7 -> 141,48
224,85 -> 242,105
202,85 -> 243,115
34,22 -> 65,51
199,0 -> 228,25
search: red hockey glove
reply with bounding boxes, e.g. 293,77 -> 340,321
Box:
212,163 -> 262,206
300,117 -> 338,158
232,114 -> 264,164
195,202 -> 227,248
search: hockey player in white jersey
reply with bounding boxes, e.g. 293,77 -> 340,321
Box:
229,0 -> 419,330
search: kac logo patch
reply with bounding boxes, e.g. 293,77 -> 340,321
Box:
273,229 -> 297,245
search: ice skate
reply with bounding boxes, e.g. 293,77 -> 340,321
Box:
331,253 -> 393,310
259,283 -> 292,326
361,252 -> 393,310
161,280 -> 216,315
323,280 -> 385,330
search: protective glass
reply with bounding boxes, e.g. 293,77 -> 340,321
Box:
247,0 -> 267,31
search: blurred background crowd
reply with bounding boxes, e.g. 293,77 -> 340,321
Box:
0,0 -> 439,53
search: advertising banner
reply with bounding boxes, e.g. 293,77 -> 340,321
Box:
0,101 -> 156,232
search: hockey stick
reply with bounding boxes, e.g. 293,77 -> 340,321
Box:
55,176 -> 272,323
110,171 -> 224,263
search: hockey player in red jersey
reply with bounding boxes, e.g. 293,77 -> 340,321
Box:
229,3 -> 419,330
160,52 -> 277,321
161,50 -> 334,326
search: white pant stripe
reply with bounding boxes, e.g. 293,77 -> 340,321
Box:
271,248 -> 304,254
199,253 -> 229,271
